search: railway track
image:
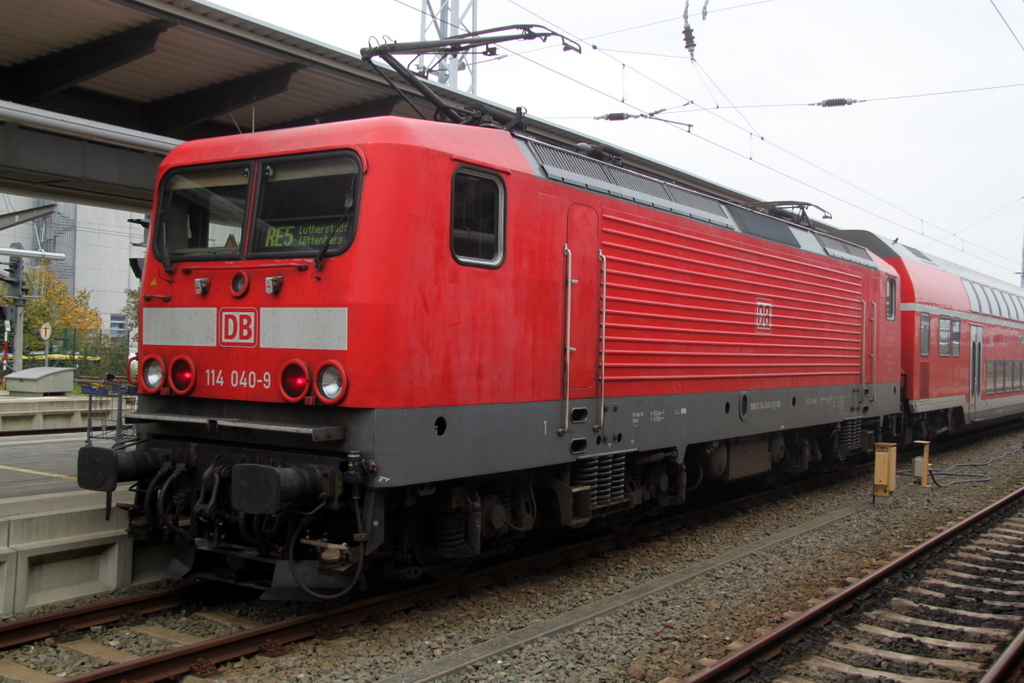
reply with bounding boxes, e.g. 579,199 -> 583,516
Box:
0,433 -> 1010,683
686,483 -> 1024,683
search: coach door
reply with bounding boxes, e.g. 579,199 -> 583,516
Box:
565,204 -> 600,396
969,325 -> 983,418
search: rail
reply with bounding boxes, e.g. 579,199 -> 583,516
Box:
681,480 -> 1024,683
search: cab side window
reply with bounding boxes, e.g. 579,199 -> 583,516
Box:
885,277 -> 896,320
451,168 -> 505,267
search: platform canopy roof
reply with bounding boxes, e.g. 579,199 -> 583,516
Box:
0,0 -> 758,211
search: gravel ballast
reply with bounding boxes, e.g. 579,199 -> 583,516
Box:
15,427 -> 1024,683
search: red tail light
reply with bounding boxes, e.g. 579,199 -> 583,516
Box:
280,361 -> 311,402
169,355 -> 197,394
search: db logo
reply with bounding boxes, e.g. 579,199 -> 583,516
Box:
219,308 -> 259,347
755,298 -> 773,332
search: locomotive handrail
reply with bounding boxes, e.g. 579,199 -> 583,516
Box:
871,301 -> 877,400
595,249 -> 608,433
860,299 -> 867,403
181,261 -> 310,273
559,244 -> 573,436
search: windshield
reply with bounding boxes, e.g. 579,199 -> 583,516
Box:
159,165 -> 249,260
154,151 -> 361,263
250,155 -> 359,257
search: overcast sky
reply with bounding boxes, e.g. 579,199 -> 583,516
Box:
211,0 -> 1024,286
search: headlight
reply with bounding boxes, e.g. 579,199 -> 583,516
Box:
141,356 -> 165,392
314,361 -> 348,404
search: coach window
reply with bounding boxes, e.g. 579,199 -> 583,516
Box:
962,279 -> 980,313
975,283 -> 991,315
919,312 -> 930,357
997,289 -> 1009,318
987,360 -> 995,394
451,168 -> 505,267
952,318 -> 961,357
1011,294 -> 1024,322
997,290 -> 1012,320
983,286 -> 1002,318
997,361 -> 1006,394
885,277 -> 896,320
938,316 -> 951,357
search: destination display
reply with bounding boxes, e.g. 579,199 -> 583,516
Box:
258,221 -> 350,251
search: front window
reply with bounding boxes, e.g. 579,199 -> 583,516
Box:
154,152 -> 361,264
158,165 -> 249,261
250,155 -> 360,258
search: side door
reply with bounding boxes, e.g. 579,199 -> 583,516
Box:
566,204 -> 600,396
969,325 -> 983,418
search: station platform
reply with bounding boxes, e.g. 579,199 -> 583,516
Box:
0,430 -> 171,616
0,391 -> 124,432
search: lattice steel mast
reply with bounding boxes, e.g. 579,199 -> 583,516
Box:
419,0 -> 479,94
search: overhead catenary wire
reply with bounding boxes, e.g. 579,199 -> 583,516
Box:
519,48 -> 1023,273
918,195 -> 1024,248
988,0 -> 1024,57
392,0 -> 1023,277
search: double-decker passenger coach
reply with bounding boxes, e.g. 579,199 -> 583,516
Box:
842,231 -> 1024,442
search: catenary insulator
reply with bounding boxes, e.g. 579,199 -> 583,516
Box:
682,26 -> 696,59
815,98 -> 859,107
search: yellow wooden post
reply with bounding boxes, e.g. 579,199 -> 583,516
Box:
874,442 -> 898,502
911,440 -> 931,489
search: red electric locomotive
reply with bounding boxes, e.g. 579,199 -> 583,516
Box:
841,231 -> 1024,440
79,116 -> 902,598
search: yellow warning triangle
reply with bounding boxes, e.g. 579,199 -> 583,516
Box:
150,278 -> 158,286
225,233 -> 237,247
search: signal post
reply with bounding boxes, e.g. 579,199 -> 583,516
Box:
0,244 -> 65,373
